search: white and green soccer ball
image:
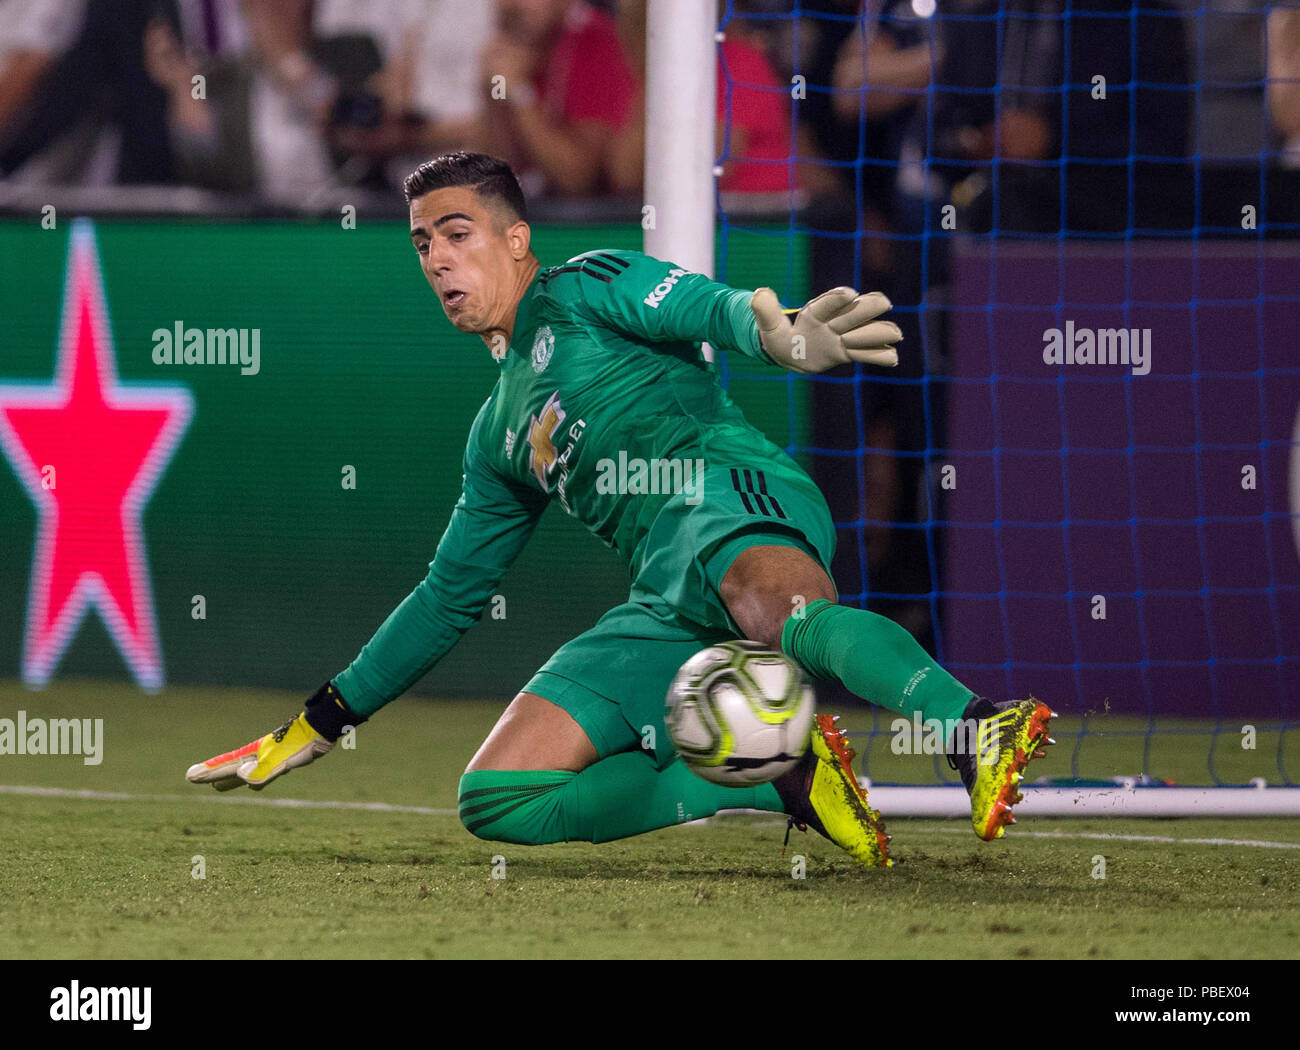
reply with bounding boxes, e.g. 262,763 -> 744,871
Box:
665,640 -> 816,786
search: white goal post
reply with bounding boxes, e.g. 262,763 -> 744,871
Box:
644,0 -> 717,361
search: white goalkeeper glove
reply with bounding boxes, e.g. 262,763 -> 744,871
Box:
750,286 -> 901,374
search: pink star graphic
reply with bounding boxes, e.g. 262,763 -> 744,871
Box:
0,220 -> 192,691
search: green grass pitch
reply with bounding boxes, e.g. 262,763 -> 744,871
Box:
1,680 -> 1297,959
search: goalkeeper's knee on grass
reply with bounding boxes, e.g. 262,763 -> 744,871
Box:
457,753 -> 782,845
457,770 -> 578,844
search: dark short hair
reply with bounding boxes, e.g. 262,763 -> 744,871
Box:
403,152 -> 528,222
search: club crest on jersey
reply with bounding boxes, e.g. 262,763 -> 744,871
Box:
531,325 -> 555,373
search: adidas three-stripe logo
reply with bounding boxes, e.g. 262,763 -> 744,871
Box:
538,251 -> 630,286
730,468 -> 787,519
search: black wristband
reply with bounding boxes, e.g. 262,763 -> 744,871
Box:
303,681 -> 366,742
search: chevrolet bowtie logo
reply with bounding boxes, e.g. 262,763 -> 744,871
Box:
526,391 -> 566,488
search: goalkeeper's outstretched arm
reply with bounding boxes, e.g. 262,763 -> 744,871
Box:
329,459 -> 544,716
186,409 -> 546,791
558,248 -> 901,373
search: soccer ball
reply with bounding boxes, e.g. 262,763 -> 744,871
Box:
665,640 -> 816,786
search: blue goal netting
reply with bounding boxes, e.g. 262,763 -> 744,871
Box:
714,0 -> 1299,788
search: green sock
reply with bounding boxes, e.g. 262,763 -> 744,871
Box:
458,755 -> 783,845
781,599 -> 974,724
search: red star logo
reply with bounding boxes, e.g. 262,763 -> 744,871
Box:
0,220 -> 192,691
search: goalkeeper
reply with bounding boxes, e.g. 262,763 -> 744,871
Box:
188,152 -> 1053,866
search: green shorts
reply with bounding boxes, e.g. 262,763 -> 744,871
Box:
522,458 -> 836,767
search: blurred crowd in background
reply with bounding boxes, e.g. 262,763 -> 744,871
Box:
0,0 -> 797,206
1,0 -> 1297,218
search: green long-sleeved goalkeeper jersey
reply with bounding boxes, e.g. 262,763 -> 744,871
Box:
333,249 -> 788,717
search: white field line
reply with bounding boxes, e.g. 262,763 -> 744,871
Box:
904,825 -> 1300,850
7,785 -> 1299,851
0,783 -> 457,816
725,815 -> 1300,850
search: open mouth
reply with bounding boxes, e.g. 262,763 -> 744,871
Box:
443,289 -> 467,309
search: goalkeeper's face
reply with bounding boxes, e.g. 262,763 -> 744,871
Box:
409,186 -> 532,336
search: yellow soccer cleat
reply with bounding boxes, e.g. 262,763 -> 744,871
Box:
773,714 -> 892,868
946,696 -> 1057,841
